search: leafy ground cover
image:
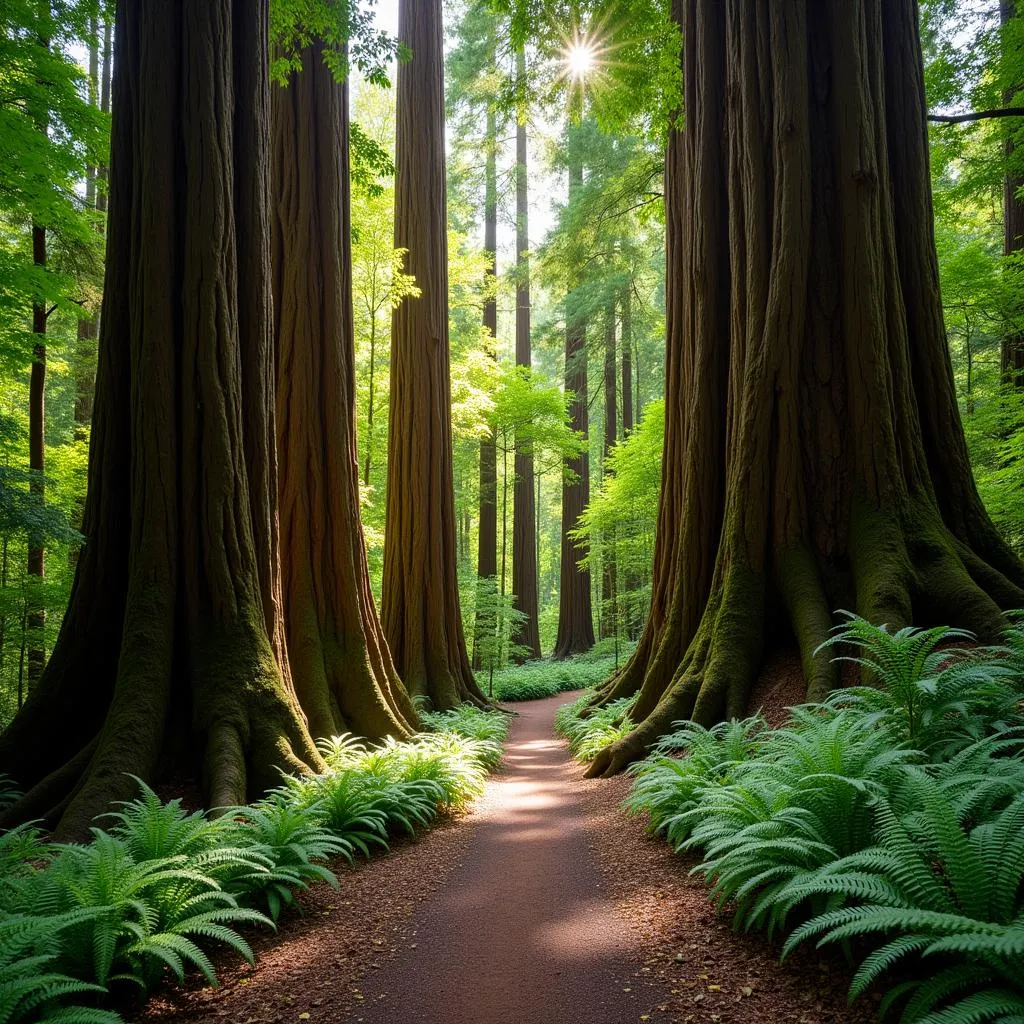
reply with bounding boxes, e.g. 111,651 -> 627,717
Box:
559,614 -> 1024,1023
479,644 -> 630,702
0,707 -> 507,1024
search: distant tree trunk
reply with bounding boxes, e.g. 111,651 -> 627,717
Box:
364,316 -> 377,485
0,0 -> 322,837
474,100 -> 498,669
70,15 -> 106,569
600,295 -> 617,640
554,122 -> 595,659
272,41 -> 417,744
26,8 -> 49,684
621,284 -> 633,433
588,0 -> 1024,776
27,221 -> 45,686
511,47 -> 542,662
1002,0 -> 1024,385
382,0 -> 488,710
620,282 -> 639,637
73,15 -> 99,443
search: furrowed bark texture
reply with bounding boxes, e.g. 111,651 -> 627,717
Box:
1002,0 -> 1024,384
473,101 -> 498,669
382,0 -> 488,710
0,0 -> 322,837
272,42 -> 416,744
600,296 -> 617,640
511,49 -> 542,661
588,0 -> 1024,776
554,136 -> 595,659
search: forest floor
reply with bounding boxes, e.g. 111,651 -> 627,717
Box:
141,672 -> 877,1024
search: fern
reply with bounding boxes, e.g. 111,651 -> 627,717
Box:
818,614 -> 1023,755
555,693 -> 638,762
782,788 -> 1024,1020
0,911 -> 121,1024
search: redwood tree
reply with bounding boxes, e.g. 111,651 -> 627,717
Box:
272,39 -> 417,743
382,0 -> 488,709
473,97 -> 498,668
0,0 -> 322,836
600,295 -> 617,640
511,45 -> 542,661
553,113 -> 595,659
1002,0 -> 1024,384
588,0 -> 1024,775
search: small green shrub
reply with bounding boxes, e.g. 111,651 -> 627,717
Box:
555,693 -> 637,762
623,717 -> 767,843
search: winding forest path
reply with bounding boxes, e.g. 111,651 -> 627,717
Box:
350,692 -> 662,1024
144,677 -> 872,1024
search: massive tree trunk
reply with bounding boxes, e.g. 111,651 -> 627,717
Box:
553,124 -> 595,659
272,41 -> 417,743
382,0 -> 488,710
511,47 -> 542,662
600,295 -> 617,640
0,0 -> 322,837
473,101 -> 498,669
588,0 -> 1024,776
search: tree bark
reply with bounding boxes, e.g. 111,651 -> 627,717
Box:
27,222 -> 45,685
0,0 -> 322,837
553,122 -> 595,659
1002,0 -> 1024,385
382,0 -> 488,710
621,284 -> 633,433
587,0 -> 1024,776
600,295 -> 617,640
27,7 -> 50,684
473,99 -> 498,668
511,46 -> 542,662
272,40 -> 417,744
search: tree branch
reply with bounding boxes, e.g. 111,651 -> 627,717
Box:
928,107 -> 1024,124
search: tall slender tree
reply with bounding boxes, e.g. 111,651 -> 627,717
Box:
621,283 -> 633,433
382,0 -> 488,710
553,109 -> 595,659
588,0 -> 1024,775
600,294 -> 617,640
1002,0 -> 1024,385
272,38 -> 417,744
0,0 -> 322,836
511,45 -> 542,661
26,4 -> 51,684
474,97 -> 499,668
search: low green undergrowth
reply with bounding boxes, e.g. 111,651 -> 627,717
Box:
484,647 -> 627,702
555,692 -> 638,762
0,705 -> 506,1024
620,612 -> 1024,1023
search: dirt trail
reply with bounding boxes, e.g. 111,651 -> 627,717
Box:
351,692 -> 664,1024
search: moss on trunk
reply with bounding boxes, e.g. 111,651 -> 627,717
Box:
0,0 -> 322,837
587,0 -> 1024,777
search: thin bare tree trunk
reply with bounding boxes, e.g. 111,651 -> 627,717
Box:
511,46 -> 542,661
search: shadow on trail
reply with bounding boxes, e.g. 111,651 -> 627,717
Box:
350,693 -> 666,1024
